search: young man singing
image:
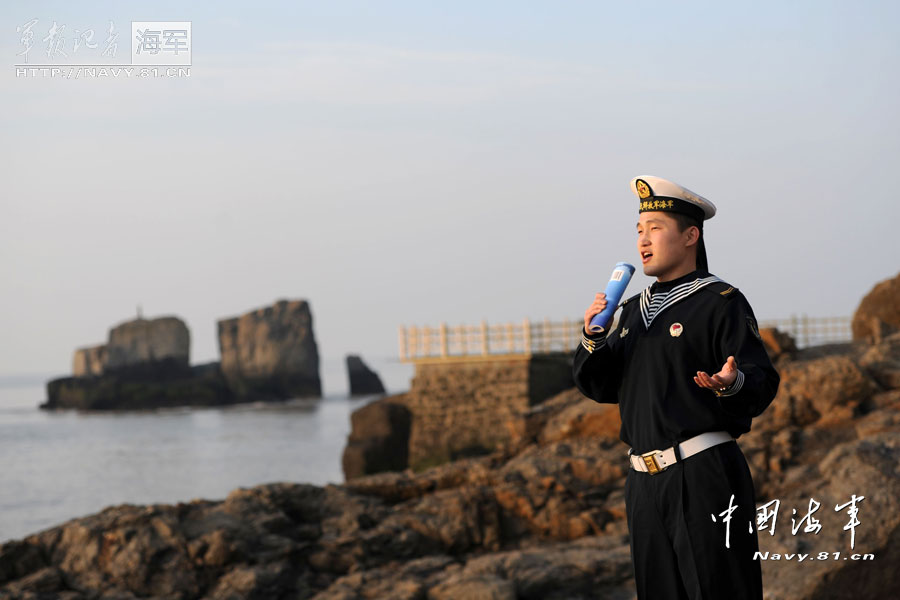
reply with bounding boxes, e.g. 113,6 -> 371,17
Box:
574,175 -> 780,599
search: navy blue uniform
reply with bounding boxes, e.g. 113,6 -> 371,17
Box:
573,269 -> 780,599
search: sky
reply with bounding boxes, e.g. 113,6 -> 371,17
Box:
1,1 -> 899,396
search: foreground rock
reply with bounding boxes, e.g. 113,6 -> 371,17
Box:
7,333 -> 900,598
342,397 -> 411,480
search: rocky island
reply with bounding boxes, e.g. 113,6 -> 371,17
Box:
42,300 -> 322,411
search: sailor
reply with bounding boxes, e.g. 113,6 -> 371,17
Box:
574,175 -> 780,599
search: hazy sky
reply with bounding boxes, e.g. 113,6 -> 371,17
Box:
2,1 -> 899,395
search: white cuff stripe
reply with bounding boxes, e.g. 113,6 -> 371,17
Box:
717,369 -> 744,397
581,334 -> 606,353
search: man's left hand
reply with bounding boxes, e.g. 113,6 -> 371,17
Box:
694,356 -> 738,391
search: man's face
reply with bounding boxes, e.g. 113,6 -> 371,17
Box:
636,211 -> 695,280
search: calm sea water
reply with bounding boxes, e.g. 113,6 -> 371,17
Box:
0,383 -> 388,543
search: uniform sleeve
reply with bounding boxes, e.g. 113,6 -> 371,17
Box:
573,327 -> 620,404
710,293 -> 780,419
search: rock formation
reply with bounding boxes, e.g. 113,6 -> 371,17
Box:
758,327 -> 797,362
46,316 -> 205,410
218,300 -> 321,401
9,326 -> 900,598
69,317 -> 190,378
46,300 -> 321,410
852,271 -> 900,342
72,345 -> 106,377
346,355 -> 385,396
43,362 -> 235,411
342,397 -> 411,480
105,317 -> 190,372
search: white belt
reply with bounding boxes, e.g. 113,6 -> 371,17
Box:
629,431 -> 733,475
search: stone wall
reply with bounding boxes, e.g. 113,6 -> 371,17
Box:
403,352 -> 573,470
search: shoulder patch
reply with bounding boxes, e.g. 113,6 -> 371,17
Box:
747,315 -> 761,340
701,281 -> 740,300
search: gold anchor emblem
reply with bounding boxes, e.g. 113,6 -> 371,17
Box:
620,327 -> 629,338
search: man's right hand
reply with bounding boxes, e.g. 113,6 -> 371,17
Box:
584,292 -> 608,333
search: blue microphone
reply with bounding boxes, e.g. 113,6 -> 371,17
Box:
588,262 -> 635,333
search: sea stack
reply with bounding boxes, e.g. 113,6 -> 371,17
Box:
346,355 -> 386,396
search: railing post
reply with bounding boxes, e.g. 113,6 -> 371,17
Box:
523,318 -> 532,355
398,326 -> 407,362
481,320 -> 489,356
440,322 -> 448,358
543,318 -> 550,353
409,326 -> 418,359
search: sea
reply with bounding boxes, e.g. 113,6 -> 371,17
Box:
0,362 -> 412,544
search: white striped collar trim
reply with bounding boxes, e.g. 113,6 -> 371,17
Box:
639,275 -> 724,328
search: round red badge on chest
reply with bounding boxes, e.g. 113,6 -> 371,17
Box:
669,323 -> 683,337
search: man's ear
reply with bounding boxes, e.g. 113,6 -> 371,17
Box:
684,225 -> 700,248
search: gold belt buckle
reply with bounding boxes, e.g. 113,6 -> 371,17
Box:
640,449 -> 665,474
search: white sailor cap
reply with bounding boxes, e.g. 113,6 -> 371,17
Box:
630,175 -> 716,221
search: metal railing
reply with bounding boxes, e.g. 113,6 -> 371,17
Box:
757,315 -> 851,349
398,315 -> 852,363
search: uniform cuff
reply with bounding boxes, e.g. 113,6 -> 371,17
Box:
714,369 -> 744,397
581,328 -> 607,353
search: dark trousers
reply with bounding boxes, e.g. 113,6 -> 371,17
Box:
624,440 -> 763,600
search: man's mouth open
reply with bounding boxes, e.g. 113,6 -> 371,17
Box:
641,251 -> 653,264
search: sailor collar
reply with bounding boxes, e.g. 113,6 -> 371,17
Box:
640,271 -> 724,329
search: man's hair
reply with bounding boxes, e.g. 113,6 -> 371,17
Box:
668,212 -> 702,269
669,212 -> 701,234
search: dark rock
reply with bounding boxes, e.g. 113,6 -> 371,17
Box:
342,397 -> 411,480
346,355 -> 386,396
42,362 -> 234,411
218,299 -> 321,401
759,327 -> 797,360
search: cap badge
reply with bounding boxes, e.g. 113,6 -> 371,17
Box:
669,323 -> 683,337
636,179 -> 652,199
